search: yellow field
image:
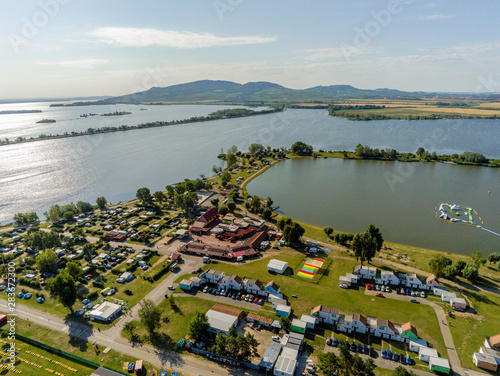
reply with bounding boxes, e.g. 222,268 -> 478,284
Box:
477,102 -> 500,108
413,106 -> 500,115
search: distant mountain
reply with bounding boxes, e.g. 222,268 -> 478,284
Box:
67,80 -> 495,106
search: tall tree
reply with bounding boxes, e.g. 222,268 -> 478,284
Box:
66,261 -> 83,281
136,187 -> 152,205
153,191 -> 166,205
96,196 -> 107,210
50,270 -> 77,312
318,346 -> 375,376
220,170 -> 231,187
36,249 -> 59,274
428,254 -> 453,278
352,224 -> 384,264
249,143 -> 264,155
291,141 -> 313,156
188,311 -> 209,339
138,299 -> 162,335
226,153 -> 237,168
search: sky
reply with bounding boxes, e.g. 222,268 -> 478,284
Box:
1,0 -> 500,99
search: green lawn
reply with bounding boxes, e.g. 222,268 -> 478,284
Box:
10,319 -> 162,375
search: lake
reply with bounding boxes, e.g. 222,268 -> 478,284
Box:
1,106 -> 499,230
247,158 -> 500,255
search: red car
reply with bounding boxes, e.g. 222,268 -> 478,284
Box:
253,297 -> 259,303
366,283 -> 371,290
375,293 -> 384,297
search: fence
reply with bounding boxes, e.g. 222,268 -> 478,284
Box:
192,349 -> 260,370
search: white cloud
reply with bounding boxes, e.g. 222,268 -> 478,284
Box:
88,27 -> 276,48
419,14 -> 455,20
302,46 -> 380,60
34,58 -> 109,69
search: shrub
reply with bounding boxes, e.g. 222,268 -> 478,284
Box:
92,281 -> 105,289
124,289 -> 133,295
19,277 -> 40,289
87,291 -> 99,301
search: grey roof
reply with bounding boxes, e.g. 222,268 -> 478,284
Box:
429,357 -> 450,369
475,352 -> 500,365
91,367 -> 125,376
206,310 -> 238,333
274,355 -> 297,376
259,342 -> 282,369
89,302 -> 122,321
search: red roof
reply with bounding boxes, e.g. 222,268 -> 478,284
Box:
199,208 -> 219,223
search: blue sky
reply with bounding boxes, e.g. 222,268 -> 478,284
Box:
1,0 -> 500,99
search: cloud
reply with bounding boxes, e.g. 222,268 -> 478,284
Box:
88,27 -> 276,48
419,14 -> 455,20
34,58 -> 109,69
302,46 -> 380,60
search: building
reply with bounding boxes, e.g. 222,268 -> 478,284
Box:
479,346 -> 500,362
179,279 -> 194,290
409,338 -> 428,353
88,302 -> 122,323
272,298 -> 288,309
426,274 -> 440,287
405,273 -> 423,288
429,357 -> 450,374
381,270 -> 401,285
450,297 -> 467,311
206,305 -> 243,335
245,231 -> 268,249
353,265 -> 376,280
265,280 -> 281,295
419,347 -> 439,363
276,304 -> 291,317
274,354 -> 297,376
433,286 -> 448,296
300,315 -> 317,330
486,334 -> 500,350
473,352 -> 499,372
310,305 -> 340,325
375,319 -> 396,338
282,332 -> 304,352
338,276 -> 352,287
268,259 -> 289,274
189,276 -> 204,287
441,291 -> 457,302
291,319 -> 307,334
351,314 -> 368,334
202,269 -> 225,284
259,342 -> 282,372
244,278 -> 264,294
401,322 -> 418,339
117,272 -> 134,283
226,275 -> 243,290
190,208 -> 219,234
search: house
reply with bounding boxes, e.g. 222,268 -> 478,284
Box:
246,313 -> 260,323
474,352 -> 499,372
300,315 -> 318,330
206,304 -> 243,335
345,273 -> 360,284
441,291 -> 457,302
227,275 -> 243,290
88,302 -> 122,323
259,342 -> 282,372
272,298 -> 288,309
375,319 -> 396,338
429,357 -> 450,374
282,332 -> 304,352
310,305 -> 340,325
479,347 -> 500,364
338,276 -> 352,287
268,259 -> 289,274
201,269 -> 225,284
179,279 -> 194,290
401,322 -> 418,339
190,208 -> 219,234
419,347 -> 439,363
276,304 -> 291,317
409,338 -> 428,353
486,334 -> 500,350
353,265 -> 376,280
274,354 -> 297,376
291,319 -> 307,334
433,286 -> 448,296
405,273 -> 423,288
426,274 -> 440,287
245,231 -> 268,249
189,276 -> 204,287
351,314 -> 368,334
450,297 -> 467,311
337,316 -> 352,333
381,271 -> 401,285
265,280 -> 281,295
244,278 -> 264,294
258,316 -> 273,328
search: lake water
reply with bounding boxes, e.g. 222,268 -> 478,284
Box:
1,105 -> 499,236
247,158 -> 500,255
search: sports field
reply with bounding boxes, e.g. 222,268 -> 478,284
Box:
297,258 -> 324,279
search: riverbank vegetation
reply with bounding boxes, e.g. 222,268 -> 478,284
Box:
0,105 -> 284,146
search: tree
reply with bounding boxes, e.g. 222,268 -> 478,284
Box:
249,195 -> 262,213
444,265 -> 458,279
188,311 -> 209,339
220,170 -> 231,187
496,261 -> 500,271
96,196 -> 107,210
44,204 -> 63,221
428,254 -> 453,278
13,212 -> 39,227
138,299 -> 162,334
283,221 -> 305,244
36,249 -> 58,274
168,294 -> 176,308
227,145 -> 238,154
318,346 -> 375,376
323,226 -> 334,237
174,191 -> 198,213
393,366 -> 416,376
123,321 -> 135,337
487,252 -> 500,264
50,270 -> 77,311
227,200 -> 236,212
463,263 -> 479,282
217,204 -> 229,216
416,147 -> 426,157
66,261 -> 83,280
136,187 -> 152,205
210,198 -> 220,207
212,165 -> 223,176
262,208 -> 272,220
165,185 -> 175,197
455,260 -> 467,273
471,250 -> 486,268
226,153 -> 237,168
352,224 -> 384,264
76,201 -> 93,213
63,211 -> 75,222
266,196 -> 273,208
291,141 -> 313,156
249,143 -> 264,155
153,191 -> 166,205
26,230 -> 61,250
277,217 -> 293,232
280,317 -> 291,332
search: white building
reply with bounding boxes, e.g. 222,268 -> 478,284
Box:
381,271 -> 401,285
409,338 -> 428,353
353,265 -> 376,280
419,347 -> 439,363
274,355 -> 297,376
206,310 -> 239,335
202,269 -> 225,284
268,259 -> 289,274
405,273 -> 423,288
310,305 -> 340,325
450,297 -> 467,310
374,319 -> 396,339
300,314 -> 318,330
88,302 -> 122,323
244,278 -> 264,295
441,291 -> 457,302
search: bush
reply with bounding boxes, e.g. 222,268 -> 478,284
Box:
87,291 -> 99,301
151,263 -> 171,281
19,277 -> 40,289
92,281 -> 105,289
124,289 -> 133,295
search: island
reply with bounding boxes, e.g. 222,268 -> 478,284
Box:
0,110 -> 42,114
100,111 -> 132,116
36,119 -> 56,123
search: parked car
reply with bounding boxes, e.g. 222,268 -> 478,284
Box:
339,284 -> 348,289
410,298 -> 419,303
363,344 -> 369,354
406,288 -> 411,295
386,349 -> 392,360
326,337 -> 332,346
272,336 -> 280,342
357,343 -> 362,352
420,291 -> 426,298
393,352 -> 399,362
253,297 -> 259,303
370,347 -> 376,357
376,285 -> 381,291
168,285 -> 175,290
406,355 -> 412,365
332,337 -> 338,347
258,298 -> 264,305
366,283 -> 371,290
350,342 -> 356,352
127,363 -> 135,373
375,293 -> 384,297
381,349 -> 386,359
203,286 -> 209,293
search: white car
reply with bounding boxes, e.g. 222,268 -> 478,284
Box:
272,336 -> 280,342
168,285 -> 175,290
339,284 -> 348,289
107,289 -> 116,296
420,291 -> 426,298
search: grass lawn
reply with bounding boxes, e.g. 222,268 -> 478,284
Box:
205,251 -> 446,357
9,319 -> 162,375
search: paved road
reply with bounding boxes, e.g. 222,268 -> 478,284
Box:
175,291 -> 265,311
